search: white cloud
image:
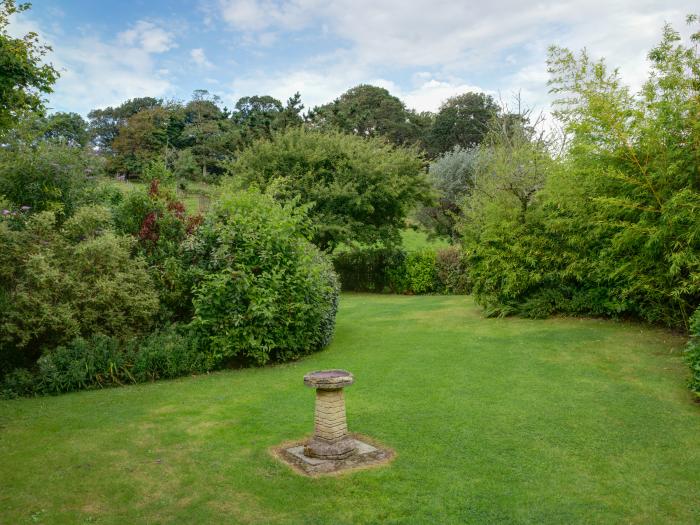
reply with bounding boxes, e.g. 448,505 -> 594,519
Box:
399,79 -> 489,113
9,1 -> 700,118
190,48 -> 214,68
7,14 -> 179,114
117,20 -> 176,54
215,0 -> 698,113
225,61 -> 489,113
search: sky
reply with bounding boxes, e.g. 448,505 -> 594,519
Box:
9,0 -> 698,116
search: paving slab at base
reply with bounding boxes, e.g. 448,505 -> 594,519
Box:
272,434 -> 395,476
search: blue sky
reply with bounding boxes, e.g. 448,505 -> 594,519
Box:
10,0 -> 698,116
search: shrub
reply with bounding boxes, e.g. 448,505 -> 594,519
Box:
461,24 -> 700,332
187,188 -> 339,366
435,246 -> 470,294
685,308 -> 700,399
113,179 -> 201,322
404,250 -> 438,294
333,247 -> 406,292
0,209 -> 159,374
130,326 -> 208,382
334,245 -> 467,295
0,141 -> 101,217
0,327 -> 207,397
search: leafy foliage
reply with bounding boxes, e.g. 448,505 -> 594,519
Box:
0,208 -> 159,375
333,247 -> 407,292
685,308 -> 700,398
462,19 -> 700,331
426,92 -> 499,156
114,177 -> 201,322
334,245 -> 467,294
187,188 -> 339,366
0,140 -> 102,217
417,145 -> 481,239
0,1 -> 58,131
230,127 -> 430,251
0,327 -> 207,397
309,84 -> 430,147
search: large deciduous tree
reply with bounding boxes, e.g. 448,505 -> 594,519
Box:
0,0 -> 58,131
110,107 -> 173,177
308,84 -> 429,147
427,92 -> 499,156
87,96 -> 163,152
228,127 -> 431,251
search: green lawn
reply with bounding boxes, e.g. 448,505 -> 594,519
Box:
1,295 -> 698,524
399,228 -> 450,251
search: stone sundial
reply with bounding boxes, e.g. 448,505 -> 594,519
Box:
272,369 -> 394,476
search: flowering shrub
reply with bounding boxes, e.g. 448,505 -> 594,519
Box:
114,178 -> 202,322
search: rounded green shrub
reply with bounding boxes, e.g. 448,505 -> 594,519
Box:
405,250 -> 438,294
187,188 -> 339,366
0,208 -> 159,374
0,141 -> 101,217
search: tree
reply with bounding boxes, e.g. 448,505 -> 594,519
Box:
462,17 -> 700,330
179,91 -> 237,179
427,92 -> 499,156
110,107 -> 172,177
308,84 -> 428,147
0,1 -> 58,131
87,96 -> 163,151
233,94 -> 283,143
416,145 -> 481,239
41,112 -> 89,147
228,127 -> 431,251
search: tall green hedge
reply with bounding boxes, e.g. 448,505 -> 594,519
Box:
333,245 -> 468,295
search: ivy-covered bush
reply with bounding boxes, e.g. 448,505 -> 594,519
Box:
186,188 -> 339,366
0,208 -> 159,375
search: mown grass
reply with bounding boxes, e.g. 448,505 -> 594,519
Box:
1,295 -> 698,524
399,228 -> 450,251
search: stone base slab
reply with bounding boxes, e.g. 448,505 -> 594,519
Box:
272,434 -> 394,477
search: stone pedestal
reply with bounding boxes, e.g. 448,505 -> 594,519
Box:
303,370 -> 357,460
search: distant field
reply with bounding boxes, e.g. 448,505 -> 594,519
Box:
400,228 -> 450,251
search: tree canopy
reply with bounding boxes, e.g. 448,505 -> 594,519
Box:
309,84 -> 430,147
427,92 -> 499,156
0,1 -> 58,131
229,127 -> 431,251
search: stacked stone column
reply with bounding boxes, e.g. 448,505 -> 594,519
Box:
303,370 -> 357,460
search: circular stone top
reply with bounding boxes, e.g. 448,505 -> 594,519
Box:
304,369 -> 354,389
